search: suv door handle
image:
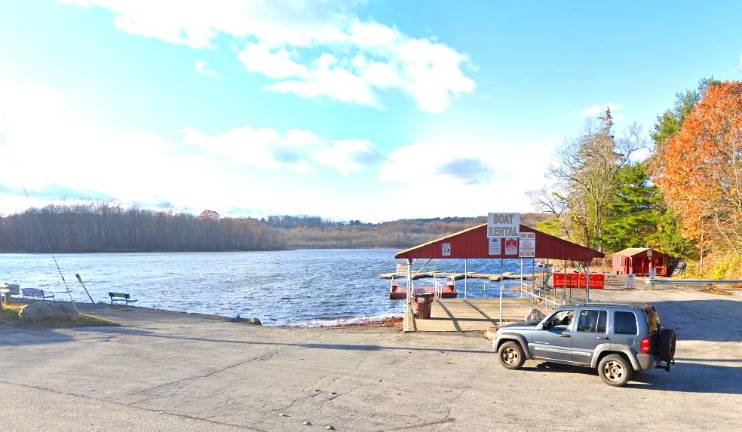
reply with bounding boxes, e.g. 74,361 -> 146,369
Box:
559,333 -> 571,338
596,336 -> 609,340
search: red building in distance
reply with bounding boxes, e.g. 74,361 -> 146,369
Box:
197,210 -> 220,221
611,248 -> 670,276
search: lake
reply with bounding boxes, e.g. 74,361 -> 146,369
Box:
1,249 -> 538,326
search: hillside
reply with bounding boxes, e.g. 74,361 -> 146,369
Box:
0,204 -> 548,252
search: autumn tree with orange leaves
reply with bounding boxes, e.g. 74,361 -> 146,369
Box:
654,81 -> 742,261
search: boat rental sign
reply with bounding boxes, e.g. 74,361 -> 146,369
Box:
487,213 -> 520,238
487,213 -> 520,256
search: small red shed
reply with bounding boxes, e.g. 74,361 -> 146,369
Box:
611,248 -> 670,276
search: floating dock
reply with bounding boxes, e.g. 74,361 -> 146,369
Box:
389,285 -> 457,300
378,271 -> 536,282
411,297 -> 535,332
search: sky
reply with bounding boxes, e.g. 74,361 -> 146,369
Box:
0,0 -> 740,221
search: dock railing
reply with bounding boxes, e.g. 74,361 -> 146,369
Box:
518,280 -> 561,309
433,278 -> 443,298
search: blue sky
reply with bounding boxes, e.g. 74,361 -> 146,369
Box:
0,0 -> 740,221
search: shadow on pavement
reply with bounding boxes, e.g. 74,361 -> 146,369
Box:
0,325 -> 76,346
68,325 -> 494,355
651,299 -> 742,342
523,360 -> 742,395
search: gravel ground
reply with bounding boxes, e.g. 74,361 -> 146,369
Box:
1,287 -> 740,431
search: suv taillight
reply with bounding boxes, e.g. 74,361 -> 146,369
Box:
640,337 -> 651,354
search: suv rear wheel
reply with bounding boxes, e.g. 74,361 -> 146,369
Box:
657,329 -> 676,363
497,341 -> 525,369
598,354 -> 632,387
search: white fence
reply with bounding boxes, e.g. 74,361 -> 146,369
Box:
518,281 -> 561,309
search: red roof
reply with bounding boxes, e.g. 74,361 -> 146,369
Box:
198,210 -> 221,221
613,247 -> 668,258
395,223 -> 604,261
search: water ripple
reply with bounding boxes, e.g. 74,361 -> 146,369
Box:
1,249 -> 538,326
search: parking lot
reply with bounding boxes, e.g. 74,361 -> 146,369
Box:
1,287 -> 740,431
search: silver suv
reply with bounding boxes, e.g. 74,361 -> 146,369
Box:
494,303 -> 676,386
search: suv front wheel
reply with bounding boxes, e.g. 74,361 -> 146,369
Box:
497,341 -> 525,370
598,354 -> 632,387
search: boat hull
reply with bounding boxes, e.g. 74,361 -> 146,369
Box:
389,286 -> 457,300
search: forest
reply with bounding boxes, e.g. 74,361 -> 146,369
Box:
0,204 -> 282,252
0,204 -> 543,252
532,79 -> 741,278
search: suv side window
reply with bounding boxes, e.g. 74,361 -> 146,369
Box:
544,310 -> 575,329
577,310 -> 607,333
614,311 -> 638,335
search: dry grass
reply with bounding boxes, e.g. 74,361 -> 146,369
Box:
0,303 -> 23,321
0,303 -> 115,326
700,284 -> 742,296
323,317 -> 403,329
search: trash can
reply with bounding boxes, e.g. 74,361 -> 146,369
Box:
414,293 -> 434,319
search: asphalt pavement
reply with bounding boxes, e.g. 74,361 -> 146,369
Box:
1,288 -> 740,431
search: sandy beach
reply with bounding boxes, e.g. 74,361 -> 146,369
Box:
1,287 -> 741,431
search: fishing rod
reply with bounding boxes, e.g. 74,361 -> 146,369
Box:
22,186 -> 77,310
1,132 -> 86,308
75,273 -> 95,304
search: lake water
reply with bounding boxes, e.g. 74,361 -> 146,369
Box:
1,250 -> 538,326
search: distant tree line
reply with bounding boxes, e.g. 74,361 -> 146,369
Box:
274,214 -> 544,249
0,204 -> 281,252
0,203 -> 546,253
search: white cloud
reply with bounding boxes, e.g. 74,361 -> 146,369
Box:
237,22 -> 475,112
237,43 -> 308,80
376,132 -> 553,218
61,0 -> 475,112
315,139 -> 379,175
182,124 -> 376,175
580,103 -> 625,121
194,59 -> 218,78
0,74 -> 234,210
263,53 -> 380,107
0,74 -> 378,216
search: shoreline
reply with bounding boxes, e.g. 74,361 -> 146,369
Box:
4,298 -> 403,329
0,246 -> 403,255
320,316 -> 403,329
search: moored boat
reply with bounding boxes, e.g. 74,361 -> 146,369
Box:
389,278 -> 457,300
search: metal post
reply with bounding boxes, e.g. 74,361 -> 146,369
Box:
407,259 -> 412,306
519,259 -> 523,298
586,264 -> 590,304
563,260 -> 567,304
568,261 -> 572,302
499,257 -> 504,326
404,258 -> 414,332
464,259 -> 468,299
546,258 -> 549,301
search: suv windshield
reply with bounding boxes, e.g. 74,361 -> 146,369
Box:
544,310 -> 574,329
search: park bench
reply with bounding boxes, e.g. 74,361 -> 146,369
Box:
108,292 -> 137,310
21,288 -> 55,301
0,283 -> 20,304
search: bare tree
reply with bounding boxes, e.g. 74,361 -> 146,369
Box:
533,109 -> 644,250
